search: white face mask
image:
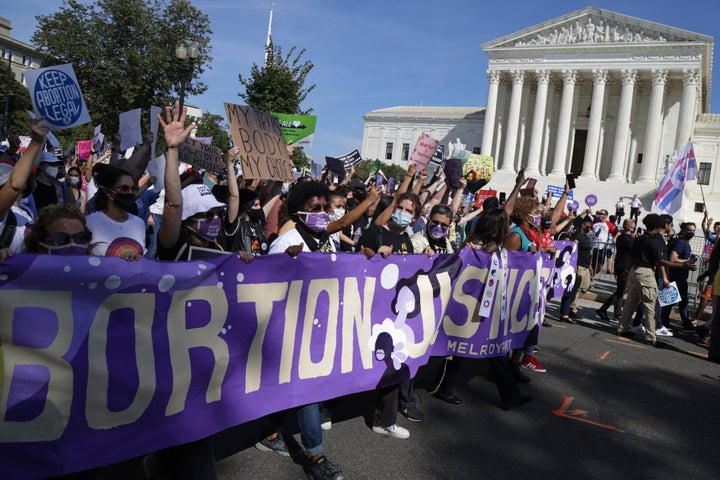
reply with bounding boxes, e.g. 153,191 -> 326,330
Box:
329,208 -> 346,222
44,166 -> 59,178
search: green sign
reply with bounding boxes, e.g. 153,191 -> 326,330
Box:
270,112 -> 317,147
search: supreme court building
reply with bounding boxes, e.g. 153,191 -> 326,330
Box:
362,7 -> 719,221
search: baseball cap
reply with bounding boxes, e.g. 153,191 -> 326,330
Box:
181,184 -> 226,220
39,151 -> 63,164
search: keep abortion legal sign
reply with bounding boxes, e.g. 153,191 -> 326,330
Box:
24,64 -> 91,130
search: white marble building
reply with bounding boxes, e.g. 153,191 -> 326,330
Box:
362,7 -> 720,223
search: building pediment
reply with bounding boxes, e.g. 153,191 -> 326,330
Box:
483,7 -> 712,50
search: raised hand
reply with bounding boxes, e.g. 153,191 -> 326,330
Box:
30,116 -> 50,142
157,102 -> 195,149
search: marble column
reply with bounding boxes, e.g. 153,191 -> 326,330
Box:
481,69 -> 501,156
608,69 -> 637,181
638,69 -> 668,183
500,70 -> 525,172
550,69 -> 577,175
581,69 -> 608,178
525,70 -> 550,177
674,68 -> 699,152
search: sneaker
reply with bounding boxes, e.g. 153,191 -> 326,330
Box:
630,324 -> 647,335
569,311 -> 583,320
255,434 -> 290,456
372,424 -> 410,439
321,420 -> 332,431
655,326 -> 674,337
596,309 -> 610,321
306,455 -> 344,480
399,406 -> 425,422
520,355 -> 547,373
682,323 -> 696,332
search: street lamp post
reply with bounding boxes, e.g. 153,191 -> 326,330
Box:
174,43 -> 199,112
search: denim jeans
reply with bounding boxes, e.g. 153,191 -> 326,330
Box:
297,403 -> 323,457
398,379 -> 416,409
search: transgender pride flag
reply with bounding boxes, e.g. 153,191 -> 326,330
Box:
655,140 -> 697,215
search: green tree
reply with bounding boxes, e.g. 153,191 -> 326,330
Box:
354,159 -> 408,182
192,112 -> 230,153
31,0 -> 212,139
0,69 -> 33,138
238,43 -> 315,170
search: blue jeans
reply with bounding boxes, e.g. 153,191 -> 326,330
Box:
398,379 -> 416,410
297,403 -> 323,457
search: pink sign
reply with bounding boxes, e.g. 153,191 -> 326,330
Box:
77,140 -> 92,161
408,133 -> 439,169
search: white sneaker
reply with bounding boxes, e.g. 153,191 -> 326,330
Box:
655,326 -> 674,337
630,325 -> 647,335
372,424 -> 410,439
321,420 -> 332,431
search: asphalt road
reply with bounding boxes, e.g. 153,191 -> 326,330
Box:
212,283 -> 720,480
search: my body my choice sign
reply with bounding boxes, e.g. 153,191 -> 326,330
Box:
25,64 -> 91,130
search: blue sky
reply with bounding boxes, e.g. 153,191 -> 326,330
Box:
5,1 -> 720,161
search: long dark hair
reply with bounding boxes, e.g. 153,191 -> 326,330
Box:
465,208 -> 509,247
94,166 -> 132,211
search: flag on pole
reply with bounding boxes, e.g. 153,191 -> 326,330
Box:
369,159 -> 381,174
654,140 -> 697,215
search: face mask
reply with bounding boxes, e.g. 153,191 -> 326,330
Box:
203,176 -> 216,189
195,217 -> 221,241
685,232 -> 695,240
391,210 -> 413,228
44,166 -> 59,178
299,211 -> 330,233
329,208 -> 346,222
429,224 -> 449,240
112,192 -> 139,215
281,182 -> 290,194
247,208 -> 265,222
39,243 -> 88,255
541,217 -> 553,230
528,214 -> 541,228
68,176 -> 80,186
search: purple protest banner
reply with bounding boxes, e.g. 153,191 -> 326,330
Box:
0,249 -> 550,478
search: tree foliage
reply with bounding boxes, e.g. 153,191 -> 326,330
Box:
191,112 -> 230,153
354,159 -> 408,182
31,0 -> 212,142
0,69 -> 33,137
238,43 -> 315,170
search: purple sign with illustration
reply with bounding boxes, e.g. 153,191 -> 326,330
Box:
0,249 -> 561,478
585,194 -> 598,207
567,199 -> 580,211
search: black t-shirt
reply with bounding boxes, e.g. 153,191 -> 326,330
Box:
357,225 -> 414,254
33,181 -> 59,210
631,233 -> 666,270
614,232 -> 634,272
570,229 -> 592,268
224,216 -> 268,255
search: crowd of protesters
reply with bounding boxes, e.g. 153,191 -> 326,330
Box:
1,106 -> 720,480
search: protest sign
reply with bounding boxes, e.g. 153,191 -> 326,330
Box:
463,154 -> 493,188
76,140 -> 92,161
146,154 -> 166,192
334,149 -> 363,170
585,194 -> 598,207
567,199 -> 580,211
270,112 -> 317,146
17,136 -> 31,153
178,137 -> 224,173
26,110 -> 60,148
194,137 -> 213,145
0,246 -> 565,479
408,133 -> 439,169
310,161 -> 323,179
474,189 -> 498,207
224,103 -> 294,181
325,156 -> 347,180
150,106 -> 162,159
119,109 -> 142,151
444,159 -> 464,189
547,184 -> 573,199
658,282 -> 681,307
93,124 -> 103,154
24,64 -> 91,130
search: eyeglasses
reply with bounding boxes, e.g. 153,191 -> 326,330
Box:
47,230 -> 92,246
112,184 -> 139,194
429,220 -> 450,228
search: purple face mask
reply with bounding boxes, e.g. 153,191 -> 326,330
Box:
528,214 -> 541,228
429,224 -> 449,240
196,217 -> 221,241
299,211 -> 330,232
40,243 -> 89,255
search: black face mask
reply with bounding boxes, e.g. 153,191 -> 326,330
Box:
247,208 -> 265,223
541,217 -> 553,230
112,192 -> 139,215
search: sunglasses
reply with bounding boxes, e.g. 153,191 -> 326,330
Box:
47,230 -> 92,246
429,220 -> 450,228
306,203 -> 324,213
193,208 -> 224,221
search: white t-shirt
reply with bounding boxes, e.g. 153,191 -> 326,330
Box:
86,177 -> 98,201
269,228 -> 336,254
591,221 -> 611,247
631,198 -> 641,209
615,200 -> 624,209
86,211 -> 146,256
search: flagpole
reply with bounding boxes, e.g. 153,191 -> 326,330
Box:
264,1 -> 275,67
689,136 -> 709,213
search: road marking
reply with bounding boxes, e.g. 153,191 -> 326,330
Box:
605,338 -> 648,349
599,351 -> 610,360
553,396 -> 616,431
